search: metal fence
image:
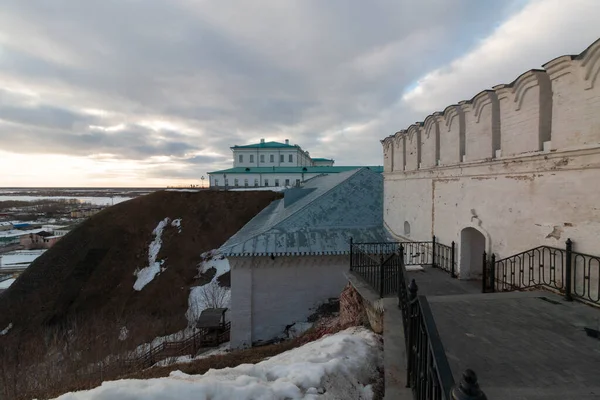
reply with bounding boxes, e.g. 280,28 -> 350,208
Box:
483,239 -> 600,306
350,236 -> 457,298
398,245 -> 486,400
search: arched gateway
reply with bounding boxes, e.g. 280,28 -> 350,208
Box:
460,227 -> 486,279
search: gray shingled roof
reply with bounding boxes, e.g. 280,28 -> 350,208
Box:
220,168 -> 388,257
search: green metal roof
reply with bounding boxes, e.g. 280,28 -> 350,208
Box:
231,141 -> 297,149
311,158 -> 334,161
208,166 -> 383,175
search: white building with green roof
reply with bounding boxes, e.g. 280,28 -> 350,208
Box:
208,138 -> 381,188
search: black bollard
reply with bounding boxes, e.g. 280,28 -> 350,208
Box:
451,369 -> 487,400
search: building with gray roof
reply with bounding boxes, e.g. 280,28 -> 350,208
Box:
223,167 -> 388,348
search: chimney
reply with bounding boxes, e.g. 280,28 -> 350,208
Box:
260,138 -> 265,143
285,139 -> 289,145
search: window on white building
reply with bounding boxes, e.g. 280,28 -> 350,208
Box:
270,154 -> 274,162
260,154 -> 265,163
234,178 -> 239,186
280,154 -> 284,162
215,178 -> 219,186
239,155 -> 243,163
285,179 -> 290,186
225,178 -> 229,186
249,155 -> 254,163
275,179 -> 279,187
296,179 -> 300,186
254,178 -> 259,186
244,178 -> 249,186
264,179 -> 269,186
289,154 -> 293,163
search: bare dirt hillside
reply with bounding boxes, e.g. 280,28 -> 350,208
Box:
0,189 -> 281,399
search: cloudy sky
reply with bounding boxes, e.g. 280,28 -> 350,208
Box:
0,0 -> 598,187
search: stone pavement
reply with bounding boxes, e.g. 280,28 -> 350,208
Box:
414,267 -> 600,399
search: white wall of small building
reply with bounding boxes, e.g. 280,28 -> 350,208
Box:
229,255 -> 348,349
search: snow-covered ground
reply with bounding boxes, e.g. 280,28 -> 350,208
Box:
133,217 -> 182,291
0,278 -> 16,289
186,251 -> 231,325
153,342 -> 230,367
0,322 -> 13,335
0,249 -> 46,267
52,327 -> 382,400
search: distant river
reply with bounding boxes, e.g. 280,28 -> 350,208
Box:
0,195 -> 132,206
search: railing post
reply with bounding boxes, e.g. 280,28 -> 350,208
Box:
482,251 -> 487,293
451,369 -> 487,400
565,238 -> 573,302
379,254 -> 385,297
398,244 -> 404,308
349,237 -> 353,271
451,241 -> 456,278
406,279 -> 418,387
432,235 -> 437,268
490,253 -> 496,293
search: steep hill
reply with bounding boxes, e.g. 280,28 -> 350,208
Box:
0,189 -> 281,399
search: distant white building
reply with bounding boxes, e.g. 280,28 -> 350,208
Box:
208,139 -> 380,188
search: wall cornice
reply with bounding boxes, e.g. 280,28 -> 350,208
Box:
382,145 -> 600,181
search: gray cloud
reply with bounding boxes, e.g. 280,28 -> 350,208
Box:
0,0 -> 548,184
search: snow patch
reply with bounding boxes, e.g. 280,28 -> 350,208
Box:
153,342 -> 230,367
186,251 -> 231,326
133,218 -> 170,291
52,327 -> 381,400
0,278 -> 16,289
119,327 -> 129,341
0,323 -> 13,335
171,218 -> 182,233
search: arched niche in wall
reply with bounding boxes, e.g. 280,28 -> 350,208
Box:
494,69 -> 552,157
392,130 -> 406,172
422,112 -> 442,168
544,38 -> 600,150
405,123 -> 422,171
439,104 -> 464,165
461,90 -> 500,161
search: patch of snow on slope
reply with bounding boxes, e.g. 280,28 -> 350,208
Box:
0,323 -> 13,335
186,252 -> 231,325
171,218 -> 182,233
153,342 -> 230,367
51,327 -> 382,400
119,327 -> 129,341
133,217 -> 171,291
0,278 -> 16,289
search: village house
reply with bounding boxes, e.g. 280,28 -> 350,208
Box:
380,37 -> 600,292
208,138 -> 382,188
220,167 -> 387,348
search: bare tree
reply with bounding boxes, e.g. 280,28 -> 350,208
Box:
198,281 -> 230,310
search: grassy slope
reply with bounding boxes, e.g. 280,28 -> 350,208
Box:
0,190 -> 281,399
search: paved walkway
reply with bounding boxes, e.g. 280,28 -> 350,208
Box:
414,267 -> 600,399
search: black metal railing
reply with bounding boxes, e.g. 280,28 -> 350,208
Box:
397,245 -> 487,400
349,240 -> 402,297
483,238 -> 600,306
350,236 -> 457,298
402,236 -> 456,278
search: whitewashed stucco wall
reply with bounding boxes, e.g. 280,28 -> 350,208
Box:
229,255 -> 348,349
381,38 -> 600,281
